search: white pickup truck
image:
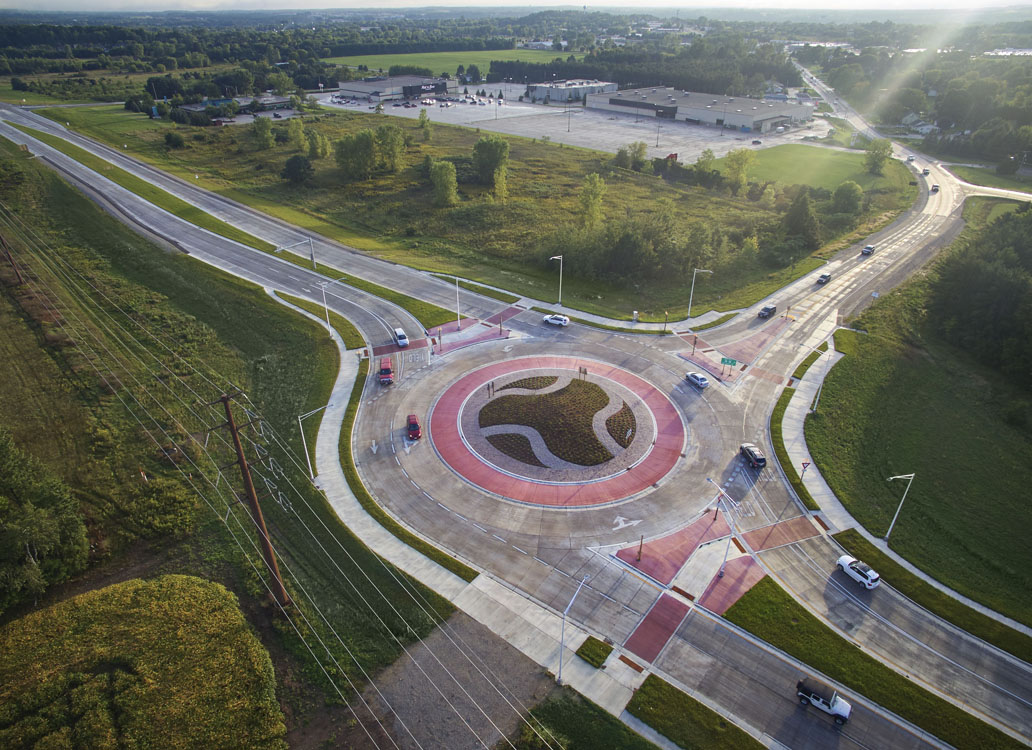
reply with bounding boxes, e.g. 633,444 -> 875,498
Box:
797,679 -> 852,725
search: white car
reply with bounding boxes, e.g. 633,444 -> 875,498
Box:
685,372 -> 709,389
542,314 -> 570,327
836,555 -> 881,590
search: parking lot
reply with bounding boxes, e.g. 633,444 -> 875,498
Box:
316,82 -> 832,162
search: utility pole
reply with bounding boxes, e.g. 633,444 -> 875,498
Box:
220,394 -> 291,607
0,234 -> 24,285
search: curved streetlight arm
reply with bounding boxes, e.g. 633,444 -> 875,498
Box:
885,473 -> 915,542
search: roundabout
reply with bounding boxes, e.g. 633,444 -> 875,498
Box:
428,356 -> 687,508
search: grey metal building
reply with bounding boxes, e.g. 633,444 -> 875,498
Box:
335,76 -> 458,102
585,86 -> 813,133
527,79 -> 618,103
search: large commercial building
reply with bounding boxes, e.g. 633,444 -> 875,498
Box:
335,75 -> 458,102
585,86 -> 814,133
527,79 -> 618,103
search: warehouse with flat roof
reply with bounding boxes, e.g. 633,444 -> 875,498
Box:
335,75 -> 457,102
527,79 -> 618,103
585,86 -> 813,133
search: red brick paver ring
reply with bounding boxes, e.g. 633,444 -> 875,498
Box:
428,356 -> 686,508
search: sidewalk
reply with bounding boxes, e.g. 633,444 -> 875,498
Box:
781,339 -> 1032,637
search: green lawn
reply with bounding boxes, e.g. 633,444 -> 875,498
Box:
805,209 -> 1032,624
947,164 -> 1032,194
626,675 -> 763,750
736,144 -> 911,197
519,689 -> 659,750
725,578 -> 1024,750
0,576 -> 287,749
770,387 -> 819,511
324,49 -> 569,75
574,636 -> 613,669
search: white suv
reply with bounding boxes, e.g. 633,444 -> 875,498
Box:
837,555 -> 881,589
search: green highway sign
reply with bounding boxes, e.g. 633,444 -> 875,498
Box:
720,357 -> 737,366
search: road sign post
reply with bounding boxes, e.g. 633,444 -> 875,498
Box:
801,461 -> 811,480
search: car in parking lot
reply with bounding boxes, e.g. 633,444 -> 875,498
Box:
685,372 -> 709,389
406,414 -> 422,440
861,244 -> 875,255
817,273 -> 831,284
837,555 -> 881,589
543,314 -> 570,327
739,443 -> 766,469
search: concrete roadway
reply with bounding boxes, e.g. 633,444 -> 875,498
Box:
2,103 -> 1028,747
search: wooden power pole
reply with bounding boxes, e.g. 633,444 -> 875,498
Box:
220,394 -> 290,607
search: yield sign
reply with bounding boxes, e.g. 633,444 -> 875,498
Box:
802,461 -> 811,469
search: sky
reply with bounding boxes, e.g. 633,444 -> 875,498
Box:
8,1 -> 1032,12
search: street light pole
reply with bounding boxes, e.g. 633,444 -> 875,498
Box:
885,473 -> 915,543
318,281 -> 330,328
298,404 -> 332,481
557,574 -> 590,684
550,255 -> 563,306
687,268 -> 713,322
706,478 -> 740,578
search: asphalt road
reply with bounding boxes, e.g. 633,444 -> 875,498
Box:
2,95 -> 1029,748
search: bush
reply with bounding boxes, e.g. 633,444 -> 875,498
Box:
164,131 -> 185,149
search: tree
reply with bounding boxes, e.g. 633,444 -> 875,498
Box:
418,108 -> 430,129
306,130 -> 329,161
164,131 -> 185,149
865,138 -> 892,175
578,173 -> 607,229
287,116 -> 305,150
251,115 -> 273,150
833,180 -> 864,214
430,160 -> 458,207
266,71 -> 292,95
493,166 -> 508,203
335,129 -> 376,180
466,64 -> 481,83
628,141 -> 648,171
783,190 -> 821,251
472,134 -> 509,186
695,148 -> 715,174
375,124 -> 404,172
281,154 -> 314,184
724,148 -> 755,195
613,147 -> 631,169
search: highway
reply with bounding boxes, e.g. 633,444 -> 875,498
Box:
1,94 -> 1029,748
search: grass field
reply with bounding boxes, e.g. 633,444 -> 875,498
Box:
626,675 -> 763,750
520,690 -> 659,750
574,636 -> 613,669
36,103 -> 911,321
724,577 -> 1024,750
0,575 -> 287,749
324,49 -> 569,75
0,139 -> 455,737
947,164 -> 1032,193
804,198 -> 1031,625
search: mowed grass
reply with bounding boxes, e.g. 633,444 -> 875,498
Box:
521,689 -> 659,750
324,49 -> 569,73
735,143 -> 911,197
947,164 -> 1032,194
36,103 -> 911,321
805,256 -> 1032,624
0,575 -> 286,749
12,123 -> 277,254
725,577 -> 1025,750
626,674 -> 763,750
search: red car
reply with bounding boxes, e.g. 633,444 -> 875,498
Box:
407,414 -> 422,440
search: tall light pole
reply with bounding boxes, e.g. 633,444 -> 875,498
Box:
297,404 -> 331,481
687,268 -> 712,322
557,574 -> 590,684
885,473 -> 915,543
706,477 -> 740,578
549,254 -> 563,306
